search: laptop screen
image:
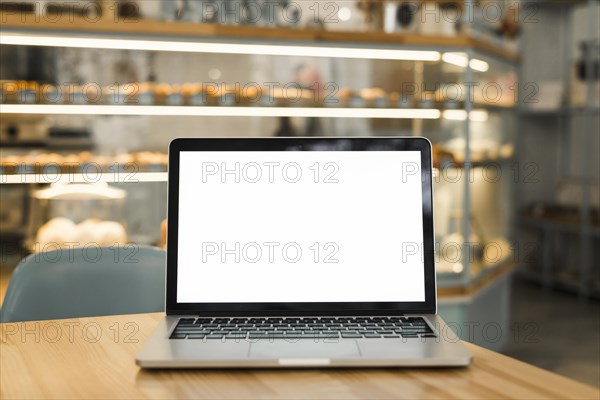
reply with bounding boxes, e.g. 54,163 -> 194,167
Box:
176,150 -> 425,304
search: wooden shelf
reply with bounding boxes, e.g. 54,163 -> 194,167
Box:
437,259 -> 516,298
0,171 -> 167,185
0,104 -> 442,119
0,12 -> 520,63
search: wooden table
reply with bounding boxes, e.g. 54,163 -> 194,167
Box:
1,313 -> 597,400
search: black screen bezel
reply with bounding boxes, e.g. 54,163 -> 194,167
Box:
166,137 -> 436,316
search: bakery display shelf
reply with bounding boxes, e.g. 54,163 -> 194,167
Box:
0,172 -> 167,185
437,258 -> 516,295
436,237 -> 515,286
0,12 -> 520,63
0,159 -> 515,185
0,103 -> 511,119
0,8 -> 520,292
0,104 -> 443,119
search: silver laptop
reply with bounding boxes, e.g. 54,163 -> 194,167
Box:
136,137 -> 472,368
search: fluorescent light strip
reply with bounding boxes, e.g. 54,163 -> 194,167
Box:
0,172 -> 168,185
0,104 -> 441,119
442,52 -> 469,68
0,33 -> 441,61
442,52 -> 489,72
442,110 -> 467,120
442,109 -> 489,121
469,58 -> 490,73
469,110 -> 489,122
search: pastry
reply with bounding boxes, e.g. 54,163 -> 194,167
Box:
36,217 -> 78,249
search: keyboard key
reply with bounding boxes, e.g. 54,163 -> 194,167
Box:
225,334 -> 247,339
319,333 -> 339,339
341,333 -> 363,338
174,328 -> 203,332
364,334 -> 382,338
187,334 -> 205,339
205,334 -> 224,339
170,334 -> 187,339
403,329 -> 430,334
285,333 -> 301,339
271,334 -> 286,339
247,334 -> 270,339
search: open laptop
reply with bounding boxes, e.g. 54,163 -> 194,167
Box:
136,137 -> 472,368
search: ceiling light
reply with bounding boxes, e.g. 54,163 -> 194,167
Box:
469,58 -> 490,72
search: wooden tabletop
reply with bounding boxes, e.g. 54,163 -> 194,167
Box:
1,313 -> 597,400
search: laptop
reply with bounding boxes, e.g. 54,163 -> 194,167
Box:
136,137 -> 472,368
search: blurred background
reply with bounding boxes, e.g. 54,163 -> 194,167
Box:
0,0 -> 598,387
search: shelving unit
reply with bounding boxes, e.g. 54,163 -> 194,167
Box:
0,4 -> 521,348
516,0 -> 599,298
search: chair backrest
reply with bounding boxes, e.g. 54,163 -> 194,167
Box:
0,246 -> 166,322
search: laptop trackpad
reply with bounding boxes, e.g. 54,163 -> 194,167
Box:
249,340 -> 360,359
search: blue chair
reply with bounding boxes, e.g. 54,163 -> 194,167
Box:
0,245 -> 166,322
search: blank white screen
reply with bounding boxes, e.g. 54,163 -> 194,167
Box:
177,151 -> 425,303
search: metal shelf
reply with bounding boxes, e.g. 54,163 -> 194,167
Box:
0,104 -> 443,119
0,172 -> 167,184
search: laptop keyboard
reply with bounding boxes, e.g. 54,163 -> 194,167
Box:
170,316 -> 436,340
